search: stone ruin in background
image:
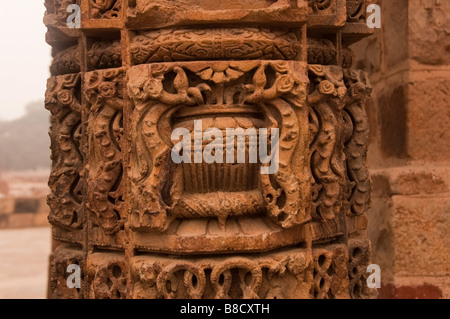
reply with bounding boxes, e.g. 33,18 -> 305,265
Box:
0,170 -> 49,229
44,0 -> 377,299
0,170 -> 8,197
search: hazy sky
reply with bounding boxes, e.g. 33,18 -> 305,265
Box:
0,2 -> 52,121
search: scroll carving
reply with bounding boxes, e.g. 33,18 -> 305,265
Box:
343,69 -> 372,217
346,0 -> 367,22
45,0 -> 81,27
308,65 -> 347,221
313,245 -> 350,299
85,69 -> 125,234
131,249 -> 316,299
46,74 -> 84,230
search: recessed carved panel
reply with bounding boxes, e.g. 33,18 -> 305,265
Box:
307,38 -> 353,68
127,60 -> 311,232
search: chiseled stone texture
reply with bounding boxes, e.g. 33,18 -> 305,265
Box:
392,196 -> 450,276
407,78 -> 450,161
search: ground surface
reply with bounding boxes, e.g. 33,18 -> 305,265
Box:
0,227 -> 51,299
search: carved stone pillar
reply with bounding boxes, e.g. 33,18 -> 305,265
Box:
45,0 -> 377,299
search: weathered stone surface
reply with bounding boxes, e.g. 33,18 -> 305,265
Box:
407,78 -> 450,161
369,166 -> 450,292
392,195 -> 450,276
409,0 -> 450,66
372,166 -> 450,196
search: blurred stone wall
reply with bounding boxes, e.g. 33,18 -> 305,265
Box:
0,171 -> 50,229
352,0 -> 450,298
0,197 -> 49,229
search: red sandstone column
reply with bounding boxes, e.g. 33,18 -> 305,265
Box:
44,0 -> 377,299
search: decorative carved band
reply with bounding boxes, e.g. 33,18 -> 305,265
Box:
131,28 -> 301,64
